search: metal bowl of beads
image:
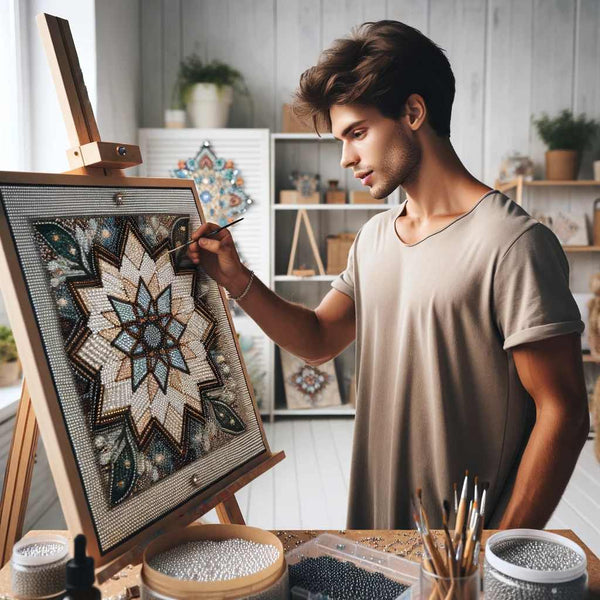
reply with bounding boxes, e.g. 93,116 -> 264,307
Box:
10,534 -> 70,599
286,533 -> 420,599
484,529 -> 587,599
141,524 -> 288,599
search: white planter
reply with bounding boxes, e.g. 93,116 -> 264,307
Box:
186,83 -> 233,128
164,109 -> 186,129
594,160 -> 600,181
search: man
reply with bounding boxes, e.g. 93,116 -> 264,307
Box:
188,21 -> 589,529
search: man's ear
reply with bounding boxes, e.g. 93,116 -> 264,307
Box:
404,93 -> 427,131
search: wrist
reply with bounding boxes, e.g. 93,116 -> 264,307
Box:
225,266 -> 251,298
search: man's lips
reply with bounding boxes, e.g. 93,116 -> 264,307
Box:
360,171 -> 373,185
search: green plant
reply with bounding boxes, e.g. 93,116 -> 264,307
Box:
173,53 -> 250,108
532,109 -> 599,151
0,326 -> 18,363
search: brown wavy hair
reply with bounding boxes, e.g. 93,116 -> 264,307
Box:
292,20 -> 455,137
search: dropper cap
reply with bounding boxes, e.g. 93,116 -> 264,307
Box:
65,534 -> 95,590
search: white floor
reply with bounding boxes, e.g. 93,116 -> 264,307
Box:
29,418 -> 599,556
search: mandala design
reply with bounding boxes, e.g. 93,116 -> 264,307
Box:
34,216 -> 249,506
290,364 -> 330,399
68,224 -> 221,448
171,140 -> 253,226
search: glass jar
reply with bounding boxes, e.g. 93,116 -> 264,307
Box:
484,529 -> 587,599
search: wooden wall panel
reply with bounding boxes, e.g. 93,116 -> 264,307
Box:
430,0 -> 487,177
484,0 -> 533,184
141,0 -> 600,185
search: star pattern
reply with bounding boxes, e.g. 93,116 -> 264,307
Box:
70,225 -> 220,448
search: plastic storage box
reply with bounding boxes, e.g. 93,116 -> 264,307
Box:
285,533 -> 421,599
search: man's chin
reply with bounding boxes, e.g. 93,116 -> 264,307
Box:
370,184 -> 392,200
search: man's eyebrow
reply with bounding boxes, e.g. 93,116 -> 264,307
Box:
333,120 -> 368,140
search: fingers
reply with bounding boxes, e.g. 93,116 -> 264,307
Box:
188,222 -> 233,264
190,222 -> 219,241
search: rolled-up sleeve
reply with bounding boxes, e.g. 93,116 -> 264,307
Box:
494,223 -> 584,350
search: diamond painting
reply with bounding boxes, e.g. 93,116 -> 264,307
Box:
0,177 -> 267,557
280,349 -> 341,410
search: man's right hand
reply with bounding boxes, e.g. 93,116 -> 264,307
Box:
187,222 -> 250,297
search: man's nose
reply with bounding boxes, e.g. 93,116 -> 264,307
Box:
340,142 -> 359,169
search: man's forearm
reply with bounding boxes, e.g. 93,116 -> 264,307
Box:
498,405 -> 589,529
226,266 -> 327,362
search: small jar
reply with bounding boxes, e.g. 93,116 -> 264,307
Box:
484,529 -> 587,599
11,534 -> 70,599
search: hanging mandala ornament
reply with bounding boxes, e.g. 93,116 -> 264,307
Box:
171,140 -> 253,226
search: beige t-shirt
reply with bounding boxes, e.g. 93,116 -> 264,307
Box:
331,190 -> 584,529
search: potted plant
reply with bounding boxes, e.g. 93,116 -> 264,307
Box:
532,109 -> 599,180
164,77 -> 186,128
176,53 -> 249,128
0,326 -> 20,387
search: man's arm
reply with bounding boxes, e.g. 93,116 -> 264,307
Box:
187,222 -> 356,364
498,333 -> 590,529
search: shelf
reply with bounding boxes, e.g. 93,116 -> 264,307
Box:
273,203 -> 391,210
273,406 -> 356,416
563,246 -> 600,252
272,133 -> 337,141
498,178 -> 600,193
274,275 -> 337,282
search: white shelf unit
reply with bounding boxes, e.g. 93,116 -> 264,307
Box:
268,132 -> 402,421
138,128 -> 273,417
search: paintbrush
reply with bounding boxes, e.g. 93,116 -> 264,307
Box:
442,500 -> 455,572
166,217 -> 244,254
453,471 -> 469,546
462,512 -> 479,572
453,482 -> 458,514
477,485 -> 488,541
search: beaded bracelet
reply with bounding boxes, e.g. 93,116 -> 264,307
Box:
227,270 -> 255,302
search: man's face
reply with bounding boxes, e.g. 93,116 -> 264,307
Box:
330,104 -> 421,199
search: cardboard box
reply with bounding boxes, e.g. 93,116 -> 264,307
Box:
298,191 -> 320,204
279,190 -> 321,204
279,190 -> 298,204
349,190 -> 384,204
326,232 -> 356,275
282,103 -> 313,133
326,190 -> 346,204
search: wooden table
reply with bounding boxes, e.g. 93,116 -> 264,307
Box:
0,529 -> 598,598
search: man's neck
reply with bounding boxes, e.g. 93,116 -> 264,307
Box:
401,135 -> 491,220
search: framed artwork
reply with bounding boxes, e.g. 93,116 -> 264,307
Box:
280,349 -> 341,409
0,172 -> 269,564
533,210 -> 589,246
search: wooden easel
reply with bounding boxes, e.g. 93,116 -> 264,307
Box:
286,208 -> 326,276
0,13 -> 283,570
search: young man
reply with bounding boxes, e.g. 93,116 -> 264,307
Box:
188,21 -> 589,529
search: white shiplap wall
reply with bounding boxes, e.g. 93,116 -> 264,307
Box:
140,0 -> 600,184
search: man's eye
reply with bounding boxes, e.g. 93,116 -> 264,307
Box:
352,130 -> 365,138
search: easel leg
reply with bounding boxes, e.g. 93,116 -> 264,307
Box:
215,495 -> 245,525
0,380 -> 39,566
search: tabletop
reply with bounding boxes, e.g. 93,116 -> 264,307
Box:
0,529 -> 597,599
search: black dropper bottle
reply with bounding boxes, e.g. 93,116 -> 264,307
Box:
62,534 -> 101,599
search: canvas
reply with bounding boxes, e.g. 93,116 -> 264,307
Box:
280,349 -> 341,410
0,174 -> 268,559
